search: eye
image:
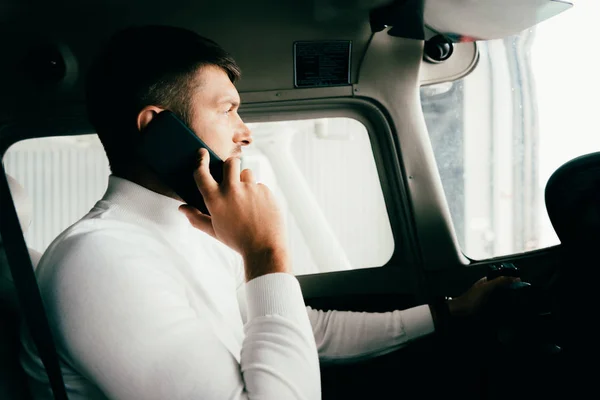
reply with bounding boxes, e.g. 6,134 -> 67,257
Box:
223,107 -> 233,115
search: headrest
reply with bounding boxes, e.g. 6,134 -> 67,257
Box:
5,175 -> 33,235
545,152 -> 600,246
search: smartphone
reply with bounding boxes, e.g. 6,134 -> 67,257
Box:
136,110 -> 224,215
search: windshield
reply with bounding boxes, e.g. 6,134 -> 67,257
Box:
421,0 -> 600,260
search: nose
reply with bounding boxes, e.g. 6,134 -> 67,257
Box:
234,119 -> 253,146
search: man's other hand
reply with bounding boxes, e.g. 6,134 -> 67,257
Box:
448,276 -> 519,317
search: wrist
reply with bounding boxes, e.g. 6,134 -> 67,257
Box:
243,246 -> 290,281
447,297 -> 470,317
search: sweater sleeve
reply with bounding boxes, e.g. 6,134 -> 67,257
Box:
237,284 -> 435,364
37,231 -> 320,400
306,305 -> 434,363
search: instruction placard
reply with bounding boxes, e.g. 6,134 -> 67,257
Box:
294,41 -> 351,88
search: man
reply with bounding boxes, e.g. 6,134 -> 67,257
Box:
20,25 -> 515,399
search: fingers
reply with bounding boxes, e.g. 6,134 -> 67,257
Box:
240,168 -> 255,183
480,276 -> 520,297
490,276 -> 520,287
179,205 -> 215,237
477,276 -> 519,288
223,156 -> 241,187
194,149 -> 218,196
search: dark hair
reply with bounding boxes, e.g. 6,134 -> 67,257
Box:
85,25 -> 241,174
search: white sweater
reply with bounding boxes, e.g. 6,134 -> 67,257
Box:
20,176 -> 434,400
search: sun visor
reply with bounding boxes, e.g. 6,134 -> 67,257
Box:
370,0 -> 573,42
424,0 -> 573,42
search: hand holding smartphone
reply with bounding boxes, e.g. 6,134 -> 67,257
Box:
136,111 -> 224,215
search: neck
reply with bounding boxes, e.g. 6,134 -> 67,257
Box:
113,163 -> 184,203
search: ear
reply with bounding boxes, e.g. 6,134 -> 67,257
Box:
137,105 -> 165,132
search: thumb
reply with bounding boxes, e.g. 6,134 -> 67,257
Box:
179,205 -> 215,237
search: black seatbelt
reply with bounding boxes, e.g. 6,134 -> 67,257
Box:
0,164 -> 68,400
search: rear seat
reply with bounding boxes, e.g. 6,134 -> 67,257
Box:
0,174 -> 42,399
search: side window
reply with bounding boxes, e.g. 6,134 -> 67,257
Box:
3,117 -> 394,275
3,135 -> 110,252
421,0 -> 600,260
245,118 -> 394,275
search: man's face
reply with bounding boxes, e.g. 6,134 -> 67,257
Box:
185,66 -> 252,160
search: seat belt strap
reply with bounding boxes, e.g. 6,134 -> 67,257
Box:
0,165 -> 69,400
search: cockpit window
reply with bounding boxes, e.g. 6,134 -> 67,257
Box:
421,0 -> 600,260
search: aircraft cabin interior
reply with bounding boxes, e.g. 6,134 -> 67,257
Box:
0,0 -> 597,399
